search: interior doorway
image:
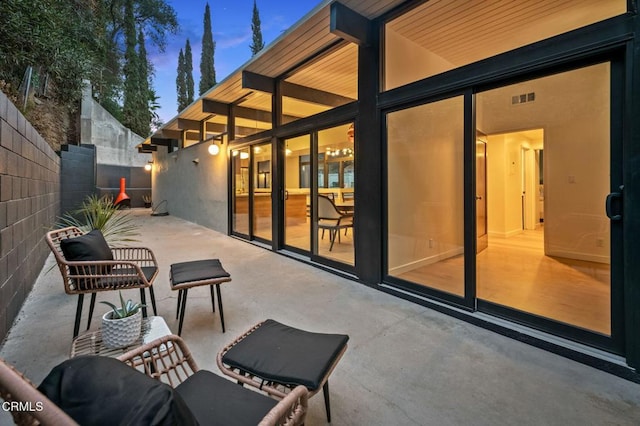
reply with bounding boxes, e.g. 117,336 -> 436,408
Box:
476,63 -> 612,336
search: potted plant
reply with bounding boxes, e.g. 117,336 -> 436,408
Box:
100,292 -> 144,349
142,194 -> 152,208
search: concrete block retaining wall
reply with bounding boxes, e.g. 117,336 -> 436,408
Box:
0,91 -> 60,342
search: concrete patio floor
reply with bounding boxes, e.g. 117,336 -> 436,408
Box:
1,209 -> 639,425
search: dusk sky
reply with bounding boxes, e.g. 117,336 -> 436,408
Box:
150,0 -> 323,124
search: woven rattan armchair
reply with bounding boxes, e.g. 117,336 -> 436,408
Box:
46,226 -> 158,338
117,334 -> 308,426
0,358 -> 78,426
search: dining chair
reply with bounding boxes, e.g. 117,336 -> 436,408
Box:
317,195 -> 353,251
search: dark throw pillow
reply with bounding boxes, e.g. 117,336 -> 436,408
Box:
59,229 -> 114,263
59,229 -> 114,288
37,356 -> 198,426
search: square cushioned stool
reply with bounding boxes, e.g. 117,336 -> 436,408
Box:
217,319 -> 349,423
170,259 -> 232,335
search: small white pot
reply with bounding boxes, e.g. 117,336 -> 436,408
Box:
101,309 -> 142,349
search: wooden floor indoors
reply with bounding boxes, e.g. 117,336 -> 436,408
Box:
397,229 -> 611,335
236,215 -> 610,334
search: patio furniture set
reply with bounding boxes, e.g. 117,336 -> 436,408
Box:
0,226 -> 349,425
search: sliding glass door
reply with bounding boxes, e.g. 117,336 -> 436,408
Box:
283,135 -> 311,252
230,142 -> 272,243
385,60 -> 623,351
387,96 -> 466,299
476,63 -> 616,339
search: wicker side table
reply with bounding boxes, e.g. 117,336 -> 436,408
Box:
70,316 -> 172,358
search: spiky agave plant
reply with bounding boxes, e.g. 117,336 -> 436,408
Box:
57,194 -> 139,245
101,292 -> 145,319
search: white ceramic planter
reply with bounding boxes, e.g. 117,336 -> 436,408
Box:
101,309 -> 142,349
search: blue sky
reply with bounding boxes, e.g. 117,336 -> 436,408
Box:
150,0 -> 322,124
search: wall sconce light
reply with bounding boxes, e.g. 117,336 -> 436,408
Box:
208,143 -> 220,155
144,161 -> 153,171
207,132 -> 227,156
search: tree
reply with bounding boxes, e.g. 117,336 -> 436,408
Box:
176,48 -> 187,112
94,0 -> 179,122
122,0 -> 148,136
199,3 -> 216,95
137,29 -> 153,136
250,0 -> 264,56
0,0 -> 177,142
0,0 -> 98,109
185,39 -> 195,104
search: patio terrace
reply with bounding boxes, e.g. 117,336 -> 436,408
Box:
1,210 -> 639,425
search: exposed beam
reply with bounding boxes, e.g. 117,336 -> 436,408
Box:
233,105 -> 272,123
282,81 -> 355,107
158,129 -> 182,140
330,2 -> 371,46
202,99 -> 230,116
242,71 -> 274,93
203,94 -> 304,124
150,137 -> 178,147
137,144 -> 157,152
205,122 -> 227,133
184,131 -> 200,140
177,118 -> 201,131
149,137 -> 179,153
242,70 -> 354,107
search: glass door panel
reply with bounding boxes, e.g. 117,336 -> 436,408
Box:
476,63 -> 611,335
284,135 -> 311,251
387,96 -> 465,297
252,142 -> 272,241
231,148 -> 250,236
315,123 -> 355,265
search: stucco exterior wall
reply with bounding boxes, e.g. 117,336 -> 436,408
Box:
151,142 -> 228,233
79,85 -> 151,207
80,86 -> 149,168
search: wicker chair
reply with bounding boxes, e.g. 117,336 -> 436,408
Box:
0,358 -> 78,426
46,226 -> 158,338
118,334 -> 308,426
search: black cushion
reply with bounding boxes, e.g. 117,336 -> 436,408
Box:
59,229 -> 114,290
175,370 -> 277,426
60,229 -> 114,263
221,319 -> 349,391
38,356 -> 198,426
171,259 -> 230,285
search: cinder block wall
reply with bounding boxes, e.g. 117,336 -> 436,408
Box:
0,91 -> 60,342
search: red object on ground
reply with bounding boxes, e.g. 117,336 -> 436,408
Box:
114,177 -> 131,207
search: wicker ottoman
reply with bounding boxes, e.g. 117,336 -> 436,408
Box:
217,319 -> 349,422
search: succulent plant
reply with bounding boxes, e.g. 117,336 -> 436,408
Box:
101,292 -> 144,319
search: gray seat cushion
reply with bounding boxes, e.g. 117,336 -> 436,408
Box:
222,319 -> 349,391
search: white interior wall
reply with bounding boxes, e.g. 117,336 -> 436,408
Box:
387,97 -> 464,273
479,63 -> 610,263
